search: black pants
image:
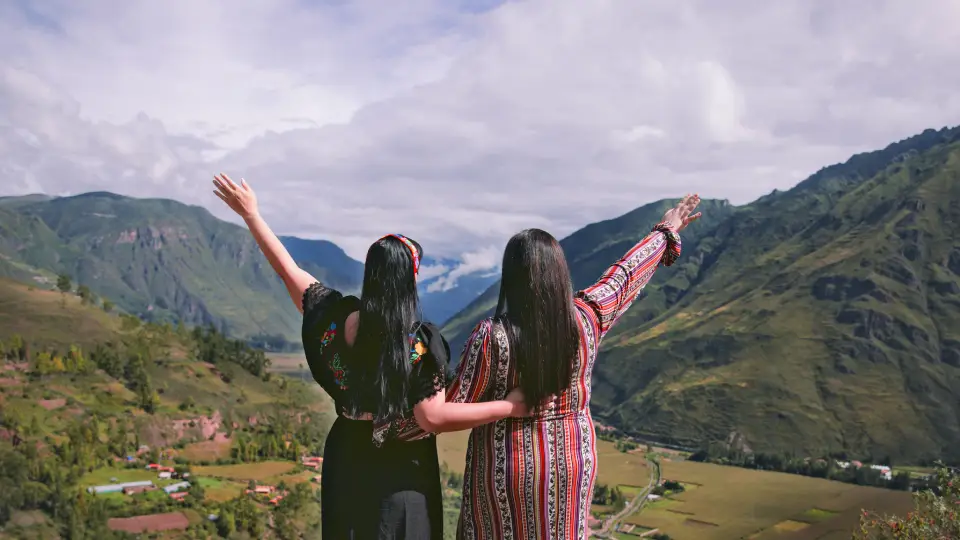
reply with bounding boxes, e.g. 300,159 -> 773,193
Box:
321,416 -> 443,539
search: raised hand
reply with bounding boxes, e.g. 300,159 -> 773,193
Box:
213,173 -> 259,219
661,193 -> 702,232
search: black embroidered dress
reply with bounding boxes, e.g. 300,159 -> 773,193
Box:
302,282 -> 448,539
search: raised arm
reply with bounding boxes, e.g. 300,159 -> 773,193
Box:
213,174 -> 316,312
576,194 -> 701,339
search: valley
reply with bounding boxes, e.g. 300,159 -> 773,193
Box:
0,271 -> 946,539
2,125 -> 959,539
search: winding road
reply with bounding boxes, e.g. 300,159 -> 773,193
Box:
591,457 -> 662,538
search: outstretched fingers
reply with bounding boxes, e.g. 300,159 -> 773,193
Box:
212,175 -> 229,191
219,173 -> 240,191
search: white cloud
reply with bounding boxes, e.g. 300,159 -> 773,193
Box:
1,0 -> 959,261
417,262 -> 453,282
425,246 -> 501,293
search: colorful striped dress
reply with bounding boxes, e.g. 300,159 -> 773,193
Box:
446,224 -> 681,539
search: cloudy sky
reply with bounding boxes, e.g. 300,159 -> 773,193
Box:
1,0 -> 959,275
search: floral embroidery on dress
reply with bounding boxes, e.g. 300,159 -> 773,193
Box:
318,321 -> 348,389
320,322 -> 337,350
329,352 -> 348,390
409,334 -> 428,365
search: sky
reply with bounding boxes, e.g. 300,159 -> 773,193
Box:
1,0 -> 959,280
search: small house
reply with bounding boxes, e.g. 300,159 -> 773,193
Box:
158,472 -> 172,479
170,492 -> 188,501
163,481 -> 190,494
123,485 -> 155,496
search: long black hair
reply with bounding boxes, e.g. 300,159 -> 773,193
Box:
495,228 -> 579,412
355,235 -> 423,421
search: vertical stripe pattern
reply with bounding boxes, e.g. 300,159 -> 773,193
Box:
447,229 -> 678,539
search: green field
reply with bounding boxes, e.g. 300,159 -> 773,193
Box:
81,467 -> 159,487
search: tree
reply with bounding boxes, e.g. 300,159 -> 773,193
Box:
76,285 -> 93,305
138,384 -> 160,414
179,396 -> 196,411
56,274 -> 72,294
50,354 -> 65,373
102,299 -> 114,313
32,352 -> 55,375
216,509 -> 236,537
187,481 -> 205,502
28,415 -> 42,437
855,464 -> 959,539
91,342 -> 124,378
3,335 -> 25,362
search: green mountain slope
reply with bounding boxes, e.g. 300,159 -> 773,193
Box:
443,126 -> 960,463
591,126 -> 960,463
0,192 -> 362,344
442,198 -> 737,355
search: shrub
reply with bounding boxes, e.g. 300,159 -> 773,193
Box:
855,464 -> 959,539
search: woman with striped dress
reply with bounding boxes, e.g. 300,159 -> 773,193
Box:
447,194 -> 702,539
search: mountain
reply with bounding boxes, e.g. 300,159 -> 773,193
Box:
443,126 -> 960,463
0,191 -> 497,344
0,192 -> 363,344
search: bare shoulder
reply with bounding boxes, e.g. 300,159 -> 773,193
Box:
344,311 -> 359,347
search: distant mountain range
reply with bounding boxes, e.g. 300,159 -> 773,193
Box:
0,192 -> 497,346
443,126 -> 960,463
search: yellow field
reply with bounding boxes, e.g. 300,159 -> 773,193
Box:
197,477 -> 248,502
179,438 -> 233,462
194,461 -> 297,482
267,353 -> 309,374
622,460 -> 913,540
0,277 -> 120,348
437,431 -> 469,471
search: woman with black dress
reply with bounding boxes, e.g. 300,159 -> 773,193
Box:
213,174 -> 532,539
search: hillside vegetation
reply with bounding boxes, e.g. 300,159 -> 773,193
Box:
443,126 -> 960,463
0,278 -> 335,538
